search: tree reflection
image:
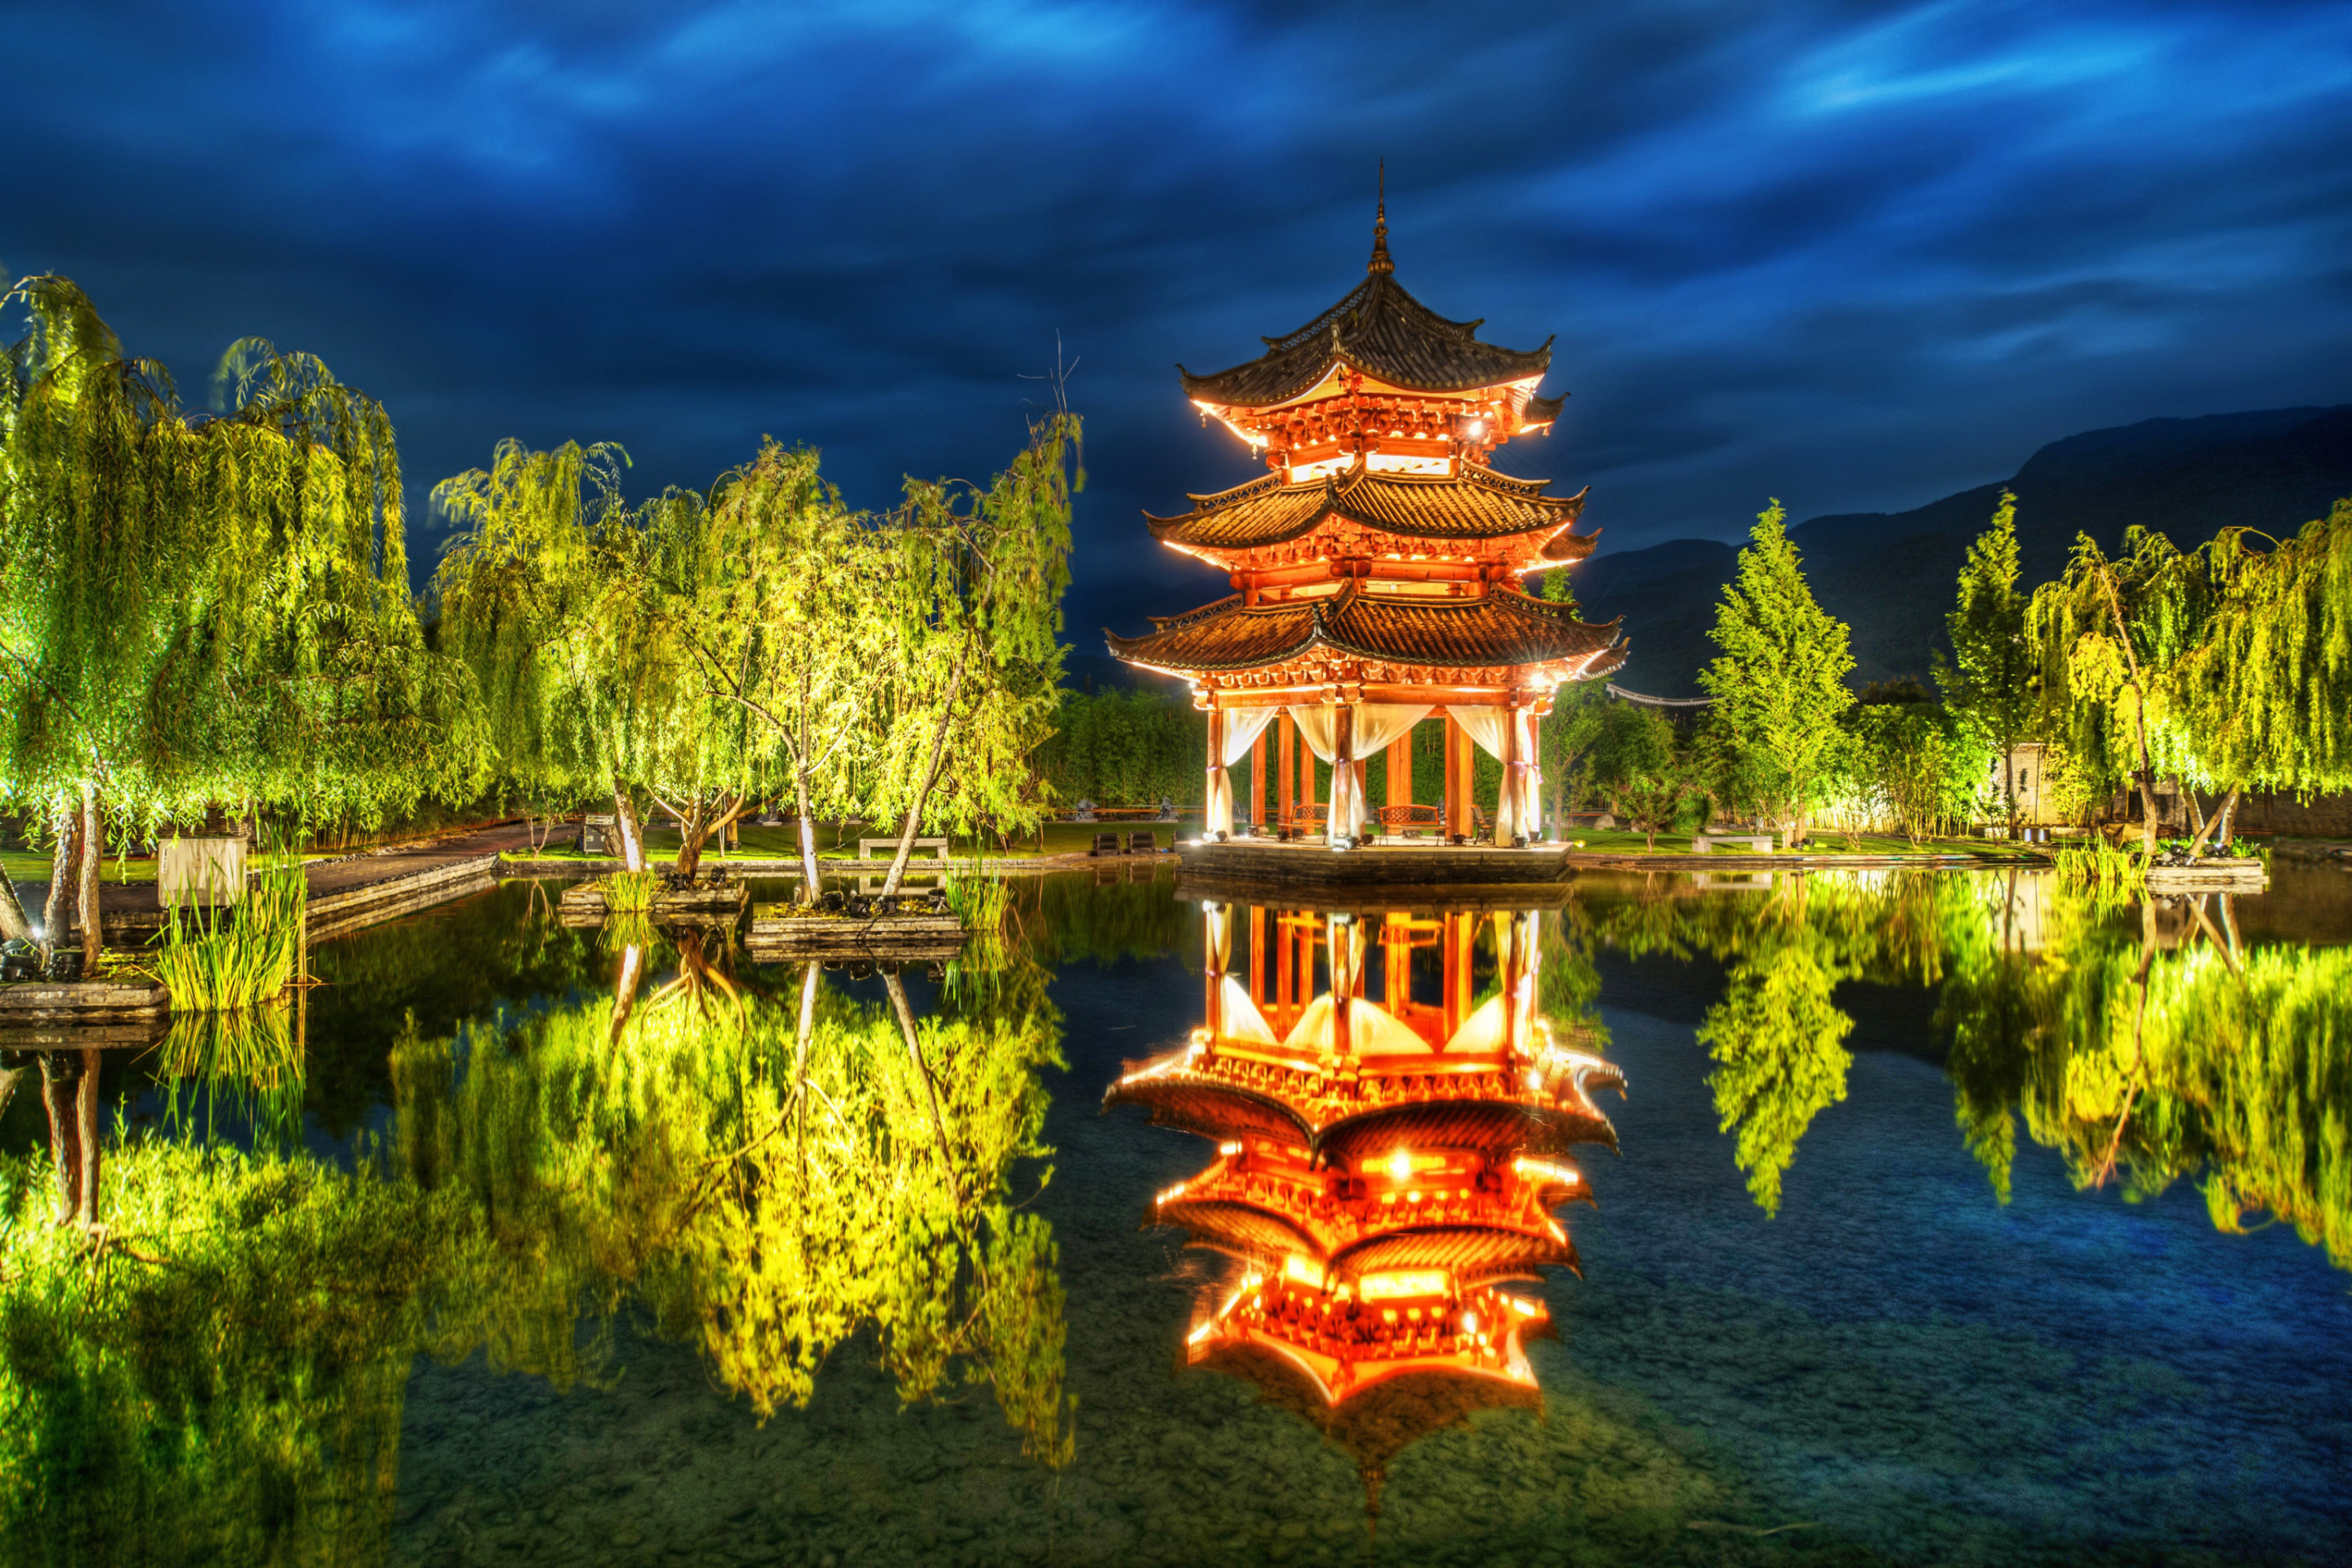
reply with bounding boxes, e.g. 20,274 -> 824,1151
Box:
1581,867 -> 2352,1269
391,929 -> 1075,1461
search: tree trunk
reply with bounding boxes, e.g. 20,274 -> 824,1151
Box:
608,941 -> 647,1042
673,795 -> 745,879
76,785 -> 102,978
794,766 -> 823,906
884,970 -> 957,1193
0,862 -> 33,946
612,783 -> 647,872
2183,786 -> 2240,861
880,640 -> 972,898
41,808 -> 80,963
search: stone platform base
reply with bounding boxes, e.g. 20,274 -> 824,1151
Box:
1174,840 -> 1571,893
746,906 -> 964,962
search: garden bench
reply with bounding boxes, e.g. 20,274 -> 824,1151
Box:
1089,832 -> 1121,857
858,836 -> 950,861
1693,833 -> 1775,853
1127,831 -> 1159,855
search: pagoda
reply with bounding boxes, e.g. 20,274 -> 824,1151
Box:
1106,194 -> 1628,846
1105,898 -> 1623,1512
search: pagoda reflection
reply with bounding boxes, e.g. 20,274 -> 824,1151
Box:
1105,898 -> 1620,1510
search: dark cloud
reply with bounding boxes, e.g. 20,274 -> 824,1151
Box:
5,0 -> 2348,640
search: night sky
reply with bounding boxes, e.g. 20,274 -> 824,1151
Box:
7,1 -> 2349,644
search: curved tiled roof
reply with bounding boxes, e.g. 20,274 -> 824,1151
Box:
1147,463 -> 1592,553
1178,271 -> 1552,408
1106,581 -> 1624,675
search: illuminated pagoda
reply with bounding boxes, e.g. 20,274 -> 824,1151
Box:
1106,191 -> 1628,846
1105,900 -> 1622,1508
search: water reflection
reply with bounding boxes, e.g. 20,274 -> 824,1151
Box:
1578,868 -> 2352,1268
0,894 -> 1075,1561
1107,898 -> 1623,1512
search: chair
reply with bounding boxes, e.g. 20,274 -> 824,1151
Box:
1128,831 -> 1158,855
1089,832 -> 1120,857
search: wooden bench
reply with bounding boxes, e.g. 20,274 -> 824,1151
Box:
1127,831 -> 1159,855
859,836 -> 951,861
1087,832 -> 1121,858
1694,832 -> 1775,854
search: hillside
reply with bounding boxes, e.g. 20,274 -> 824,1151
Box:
1580,404 -> 2352,697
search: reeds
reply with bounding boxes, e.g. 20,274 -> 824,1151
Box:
2052,835 -> 2148,896
158,1004 -> 305,1143
144,852 -> 305,1011
604,869 -> 660,912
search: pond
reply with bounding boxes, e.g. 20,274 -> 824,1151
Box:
2,862 -> 2348,1566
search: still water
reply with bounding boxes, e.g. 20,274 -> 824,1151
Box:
3,864 -> 2349,1566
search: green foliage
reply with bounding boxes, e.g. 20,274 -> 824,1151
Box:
1588,705 -> 1696,849
1697,501 -> 1855,840
2172,497 -> 2352,795
1031,686 -> 1204,806
1940,492 -> 2035,828
392,962 -> 1076,1459
0,1139 -> 488,1564
1942,902 -> 2352,1270
866,413 -> 1080,853
2026,526 -> 2212,834
141,851 -> 306,1010
1696,912 -> 1856,1216
0,276 -> 477,829
602,868 -> 659,912
1843,701 -> 1986,844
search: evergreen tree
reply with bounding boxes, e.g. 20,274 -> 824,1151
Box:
1696,501 -> 1855,845
1940,491 -> 2034,835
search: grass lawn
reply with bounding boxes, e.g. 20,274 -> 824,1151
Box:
1,850 -> 158,886
1559,826 -> 2042,858
499,819 -> 1174,866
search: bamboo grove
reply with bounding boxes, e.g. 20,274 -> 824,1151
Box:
1,278 -> 1080,967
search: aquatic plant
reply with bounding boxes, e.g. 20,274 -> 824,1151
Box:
156,1002 -> 305,1145
140,851 -> 305,1010
601,867 -> 659,912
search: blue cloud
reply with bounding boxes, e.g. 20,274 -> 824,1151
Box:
4,0 -> 2347,639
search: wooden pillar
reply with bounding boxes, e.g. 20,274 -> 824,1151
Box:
1442,911 -> 1474,1039
1250,906 -> 1267,1007
1499,699 -> 1521,846
1205,705 -> 1227,838
1334,703 -> 1355,838
1278,715 -> 1296,831
1299,722 -> 1315,827
1387,733 -> 1413,813
1383,912 -> 1410,1012
1250,726 -> 1268,828
1276,912 -> 1295,1018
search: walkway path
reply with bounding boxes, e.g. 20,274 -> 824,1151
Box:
20,821 -> 537,944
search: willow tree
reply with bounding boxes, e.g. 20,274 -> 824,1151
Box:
434,441 -> 761,875
639,441 -> 894,896
2167,498 -> 2352,847
1940,492 -> 2034,835
432,439 -> 646,860
1,277 -> 468,972
1696,501 -> 1855,845
869,412 -> 1080,894
2027,527 -> 2212,859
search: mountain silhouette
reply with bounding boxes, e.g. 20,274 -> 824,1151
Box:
1581,404 -> 2352,697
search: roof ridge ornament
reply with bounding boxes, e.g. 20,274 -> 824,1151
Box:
1369,161 -> 1393,276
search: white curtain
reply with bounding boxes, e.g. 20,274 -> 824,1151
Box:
1289,706 -> 1339,831
1348,703 -> 1430,835
1206,706 -> 1281,835
1447,706 -> 1543,844
1287,704 -> 1431,836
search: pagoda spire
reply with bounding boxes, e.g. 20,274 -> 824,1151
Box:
1368,161 -> 1392,275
